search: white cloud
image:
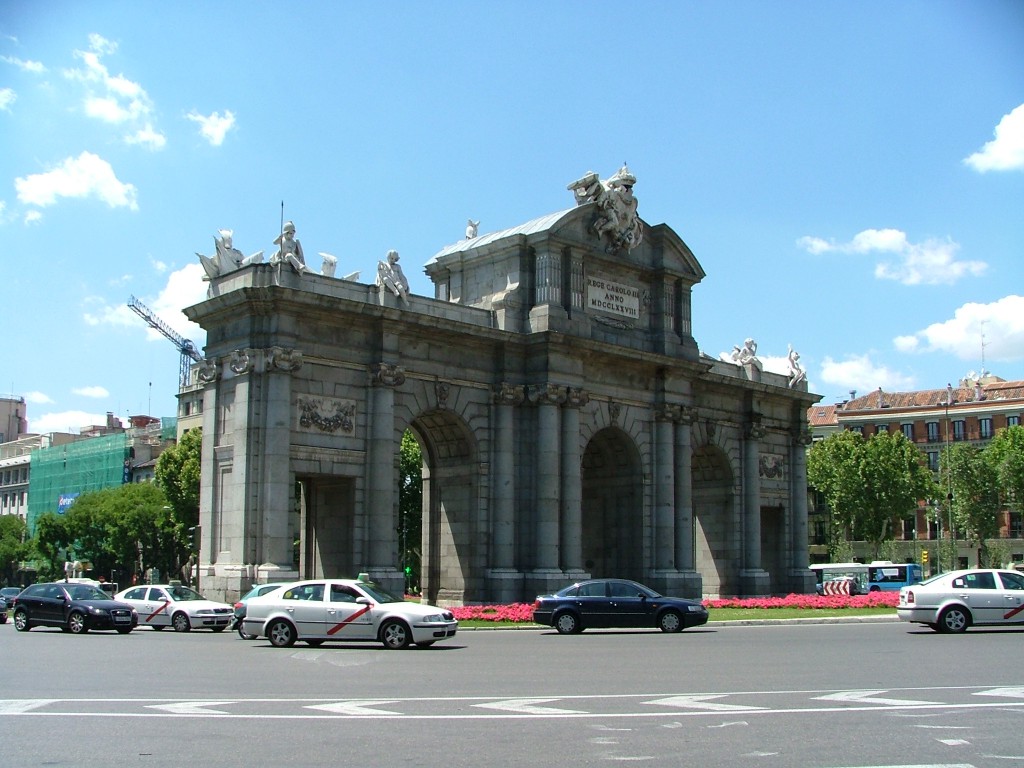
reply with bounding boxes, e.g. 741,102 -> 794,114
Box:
894,295 -> 1024,364
86,263 -> 207,343
29,410 -> 117,435
964,103 -> 1024,172
72,386 -> 110,398
24,391 -> 54,405
820,354 -> 916,394
1,54 -> 47,73
23,209 -> 42,225
186,109 -> 236,146
64,34 -> 165,149
797,228 -> 987,286
0,87 -> 15,111
14,151 -> 139,210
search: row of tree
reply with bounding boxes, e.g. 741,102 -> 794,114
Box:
1,429 -> 202,586
807,425 -> 1024,564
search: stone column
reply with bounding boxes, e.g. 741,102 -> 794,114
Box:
653,405 -> 677,571
367,363 -> 405,583
261,347 -> 303,573
741,418 -> 770,595
528,383 -> 566,589
560,387 -> 588,575
790,427 -> 816,593
491,383 -> 522,570
674,407 -> 696,574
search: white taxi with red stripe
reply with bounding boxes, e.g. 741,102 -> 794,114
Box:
242,578 -> 457,649
897,568 -> 1024,633
115,584 -> 234,632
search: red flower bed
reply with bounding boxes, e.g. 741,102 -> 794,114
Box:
445,591 -> 898,623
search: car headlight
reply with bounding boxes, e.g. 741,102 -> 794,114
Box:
686,605 -> 706,613
420,613 -> 447,623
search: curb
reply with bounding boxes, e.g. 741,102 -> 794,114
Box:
460,614 -> 900,630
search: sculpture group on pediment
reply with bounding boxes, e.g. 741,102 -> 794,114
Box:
197,229 -> 263,282
567,164 -> 643,253
730,338 -> 762,372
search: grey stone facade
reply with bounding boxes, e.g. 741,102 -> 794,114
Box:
184,201 -> 819,605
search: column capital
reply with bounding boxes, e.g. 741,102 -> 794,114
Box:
745,420 -> 766,440
267,346 -> 303,372
791,427 -> 813,447
528,383 -> 567,406
654,403 -> 681,422
371,362 -> 406,387
565,387 -> 589,409
197,357 -> 220,383
493,382 -> 525,406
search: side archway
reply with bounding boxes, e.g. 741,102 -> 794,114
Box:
581,427 -> 644,581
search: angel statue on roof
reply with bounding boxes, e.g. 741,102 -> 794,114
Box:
567,164 -> 643,253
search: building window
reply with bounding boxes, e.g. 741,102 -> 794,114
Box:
901,423 -> 914,440
1009,415 -> 1020,427
902,517 -> 915,539
953,420 -> 966,441
926,421 -> 939,442
849,425 -> 864,434
876,424 -> 889,434
927,451 -> 939,471
1011,513 -> 1023,539
980,418 -> 993,439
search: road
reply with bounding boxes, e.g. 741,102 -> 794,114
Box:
2,618 -> 1022,768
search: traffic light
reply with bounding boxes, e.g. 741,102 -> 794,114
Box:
921,549 -> 929,564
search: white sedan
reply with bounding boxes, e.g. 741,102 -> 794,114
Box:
115,584 -> 234,632
242,579 -> 458,649
897,568 -> 1024,633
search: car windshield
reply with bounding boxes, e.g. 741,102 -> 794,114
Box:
67,585 -> 110,601
355,582 -> 403,604
165,585 -> 206,601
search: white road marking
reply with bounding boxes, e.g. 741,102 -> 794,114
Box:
974,687 -> 1024,700
306,700 -> 401,715
0,700 -> 57,714
146,701 -> 236,715
475,698 -> 587,715
646,694 -> 765,711
814,690 -> 938,707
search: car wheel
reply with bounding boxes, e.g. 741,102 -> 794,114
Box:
938,606 -> 970,633
67,611 -> 89,634
13,608 -> 31,632
554,611 -> 581,635
380,619 -> 411,649
116,627 -> 133,634
658,610 -> 683,633
268,618 -> 296,648
172,612 -> 191,632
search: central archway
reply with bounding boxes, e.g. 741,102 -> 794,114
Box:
409,409 -> 479,605
692,444 -> 737,596
581,427 -> 643,581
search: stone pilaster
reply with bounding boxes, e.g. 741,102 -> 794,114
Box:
741,417 -> 770,596
560,387 -> 588,574
367,363 -> 404,578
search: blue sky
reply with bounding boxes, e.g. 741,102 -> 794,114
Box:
2,2 -> 1022,434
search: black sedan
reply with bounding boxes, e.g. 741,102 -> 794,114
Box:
11,582 -> 138,634
533,578 -> 709,634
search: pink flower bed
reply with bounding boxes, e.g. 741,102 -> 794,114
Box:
446,591 -> 898,623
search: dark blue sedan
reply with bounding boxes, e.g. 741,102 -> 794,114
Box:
532,578 -> 709,634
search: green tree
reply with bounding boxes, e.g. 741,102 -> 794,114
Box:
155,426 -> 202,536
941,442 -> 999,565
0,514 -> 28,586
28,511 -> 72,581
399,430 -> 423,592
808,430 -> 934,560
985,424 -> 1024,513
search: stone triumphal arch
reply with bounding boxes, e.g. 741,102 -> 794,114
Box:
184,166 -> 819,604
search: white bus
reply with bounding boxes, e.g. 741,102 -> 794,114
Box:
809,563 -> 868,595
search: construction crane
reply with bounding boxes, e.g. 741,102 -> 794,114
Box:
128,295 -> 203,389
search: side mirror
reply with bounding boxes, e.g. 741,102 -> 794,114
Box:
356,597 -> 371,605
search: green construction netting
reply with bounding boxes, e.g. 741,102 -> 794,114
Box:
160,417 -> 178,441
27,433 -> 129,533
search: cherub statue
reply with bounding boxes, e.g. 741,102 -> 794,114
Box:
376,249 -> 410,304
465,219 -> 480,239
731,338 -> 762,371
787,344 -> 806,388
270,220 -> 308,274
